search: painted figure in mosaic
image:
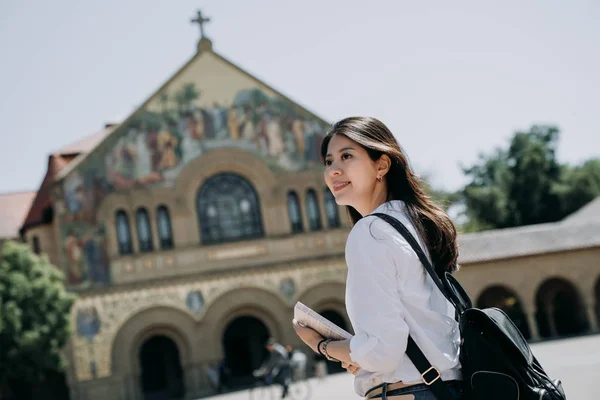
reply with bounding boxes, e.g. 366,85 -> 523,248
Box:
76,306 -> 101,340
227,107 -> 240,140
65,229 -> 86,284
180,112 -> 204,164
266,113 -> 284,157
157,129 -> 180,170
292,118 -> 305,157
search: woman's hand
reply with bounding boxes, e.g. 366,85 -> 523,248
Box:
341,361 -> 360,375
292,319 -> 324,352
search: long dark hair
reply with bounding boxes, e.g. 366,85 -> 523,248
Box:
320,116 -> 459,274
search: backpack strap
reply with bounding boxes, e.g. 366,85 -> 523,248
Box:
406,337 -> 454,400
371,213 -> 458,400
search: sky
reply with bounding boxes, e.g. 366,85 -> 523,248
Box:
1,0 -> 599,193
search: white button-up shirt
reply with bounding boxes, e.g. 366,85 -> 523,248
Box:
346,200 -> 462,396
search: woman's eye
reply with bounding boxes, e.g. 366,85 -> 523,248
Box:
341,153 -> 351,160
324,160 -> 332,166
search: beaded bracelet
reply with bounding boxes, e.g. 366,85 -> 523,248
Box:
320,339 -> 340,362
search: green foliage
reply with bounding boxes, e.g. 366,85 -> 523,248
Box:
460,125 -> 600,231
553,159 -> 600,216
0,241 -> 76,387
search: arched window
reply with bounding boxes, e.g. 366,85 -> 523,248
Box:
157,205 -> 174,250
306,189 -> 322,231
287,191 -> 304,233
136,208 -> 153,252
324,188 -> 340,228
32,236 -> 41,255
197,173 -> 264,244
115,210 -> 133,255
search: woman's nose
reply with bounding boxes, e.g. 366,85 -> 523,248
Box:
327,164 -> 342,177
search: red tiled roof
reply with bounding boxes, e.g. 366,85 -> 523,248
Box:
0,191 -> 37,239
20,125 -> 116,232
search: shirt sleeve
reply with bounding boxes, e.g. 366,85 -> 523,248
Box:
346,218 -> 411,373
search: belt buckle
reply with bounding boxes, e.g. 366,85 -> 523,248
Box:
421,366 -> 441,385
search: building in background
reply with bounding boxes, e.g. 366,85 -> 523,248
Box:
3,11 -> 599,400
0,191 -> 36,247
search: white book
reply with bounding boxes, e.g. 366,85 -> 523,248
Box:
293,301 -> 353,340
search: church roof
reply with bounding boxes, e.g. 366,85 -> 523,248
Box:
17,124 -> 117,235
55,43 -> 329,182
21,154 -> 74,231
0,191 -> 36,239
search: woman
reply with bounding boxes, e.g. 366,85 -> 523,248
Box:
292,117 -> 463,399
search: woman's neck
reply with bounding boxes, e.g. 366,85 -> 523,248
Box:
356,187 -> 389,217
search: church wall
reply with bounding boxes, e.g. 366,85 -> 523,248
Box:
53,50 -> 331,290
64,146 -> 347,289
67,258 -> 349,400
23,224 -> 61,268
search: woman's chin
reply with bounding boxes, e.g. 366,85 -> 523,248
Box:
334,194 -> 351,207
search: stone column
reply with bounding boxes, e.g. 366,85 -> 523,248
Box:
184,365 -> 202,400
586,303 -> 598,332
526,311 -> 540,341
149,207 -> 161,251
546,305 -> 558,338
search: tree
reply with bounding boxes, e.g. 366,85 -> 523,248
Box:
553,159 -> 600,216
460,125 -> 600,231
0,241 -> 76,399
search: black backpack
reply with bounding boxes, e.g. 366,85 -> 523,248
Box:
372,213 -> 567,400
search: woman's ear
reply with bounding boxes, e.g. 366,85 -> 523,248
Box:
377,154 -> 392,177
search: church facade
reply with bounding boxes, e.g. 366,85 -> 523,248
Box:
14,16 -> 600,400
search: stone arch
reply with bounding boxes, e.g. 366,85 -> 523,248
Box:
174,147 -> 277,215
200,287 -> 291,361
111,306 -> 197,378
535,277 -> 589,338
139,335 -> 185,399
476,285 -> 531,339
222,316 -> 271,388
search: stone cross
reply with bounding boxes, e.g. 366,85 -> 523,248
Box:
190,10 -> 211,39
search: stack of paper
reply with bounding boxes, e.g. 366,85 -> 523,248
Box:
293,301 -> 353,340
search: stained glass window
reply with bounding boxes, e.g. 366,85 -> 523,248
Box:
116,210 -> 133,255
136,208 -> 153,252
157,205 -> 174,250
197,173 -> 264,244
287,191 -> 304,233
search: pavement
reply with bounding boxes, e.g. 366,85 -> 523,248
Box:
202,334 -> 600,399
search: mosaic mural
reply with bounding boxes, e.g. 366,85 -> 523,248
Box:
58,84 -> 329,288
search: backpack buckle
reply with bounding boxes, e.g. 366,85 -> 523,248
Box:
421,366 -> 441,385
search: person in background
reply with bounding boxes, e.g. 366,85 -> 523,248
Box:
286,345 -> 308,380
253,338 -> 292,398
